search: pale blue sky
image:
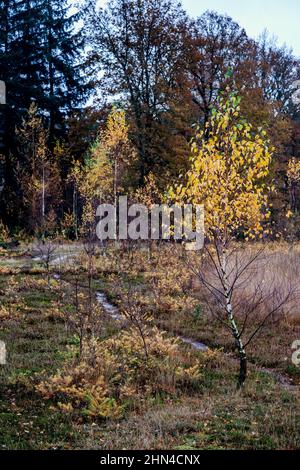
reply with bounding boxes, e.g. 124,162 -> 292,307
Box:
83,0 -> 300,56
182,0 -> 300,56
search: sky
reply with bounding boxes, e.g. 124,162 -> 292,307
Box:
182,0 -> 300,56
93,0 -> 300,57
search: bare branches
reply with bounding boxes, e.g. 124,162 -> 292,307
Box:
185,241 -> 298,388
243,287 -> 295,349
34,240 -> 57,281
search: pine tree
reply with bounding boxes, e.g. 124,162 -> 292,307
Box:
41,0 -> 88,141
0,1 -> 11,78
0,0 -> 88,225
1,0 -> 88,141
8,1 -> 46,116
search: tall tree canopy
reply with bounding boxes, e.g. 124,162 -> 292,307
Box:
187,11 -> 254,126
0,0 -> 89,224
0,0 -> 300,233
86,0 -> 194,184
0,0 -> 88,142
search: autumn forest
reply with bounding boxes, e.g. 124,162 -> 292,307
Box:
0,0 -> 300,456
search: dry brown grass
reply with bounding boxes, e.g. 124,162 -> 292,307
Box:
1,245 -> 300,450
101,401 -> 213,450
92,241 -> 300,382
187,242 -> 300,322
232,244 -> 300,321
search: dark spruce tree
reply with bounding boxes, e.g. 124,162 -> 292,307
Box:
41,0 -> 88,142
0,0 -> 88,225
1,0 -> 87,141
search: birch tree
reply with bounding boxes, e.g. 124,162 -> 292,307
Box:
71,108 -> 137,239
170,90 -> 280,388
17,103 -> 61,234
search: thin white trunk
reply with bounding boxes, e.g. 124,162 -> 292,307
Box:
221,250 -> 247,387
73,184 -> 78,240
114,155 -> 118,208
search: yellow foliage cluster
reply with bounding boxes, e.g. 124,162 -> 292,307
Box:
21,275 -> 51,291
169,93 -> 273,241
92,243 -> 198,316
149,261 -> 197,314
37,327 -> 202,419
0,222 -> 10,243
133,172 -> 162,207
79,108 -> 136,202
287,157 -> 300,185
70,108 -> 138,235
0,305 -> 10,320
16,103 -> 62,233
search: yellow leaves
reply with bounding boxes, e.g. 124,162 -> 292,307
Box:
287,157 -> 300,185
133,172 -> 162,207
102,108 -> 129,150
175,364 -> 201,381
168,92 -> 272,241
58,402 -> 73,413
73,108 -> 138,232
0,222 -> 10,243
0,305 -> 10,320
84,396 -> 122,419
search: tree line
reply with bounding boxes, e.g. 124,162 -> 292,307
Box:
0,0 -> 300,237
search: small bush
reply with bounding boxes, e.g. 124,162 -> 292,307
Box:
36,327 -> 203,419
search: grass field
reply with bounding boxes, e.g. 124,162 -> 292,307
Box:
0,242 -> 300,450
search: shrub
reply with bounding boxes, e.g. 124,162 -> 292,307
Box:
37,327 -> 202,419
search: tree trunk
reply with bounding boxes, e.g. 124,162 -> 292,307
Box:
221,248 -> 247,388
238,351 -> 247,389
42,164 -> 45,221
73,183 -> 78,240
